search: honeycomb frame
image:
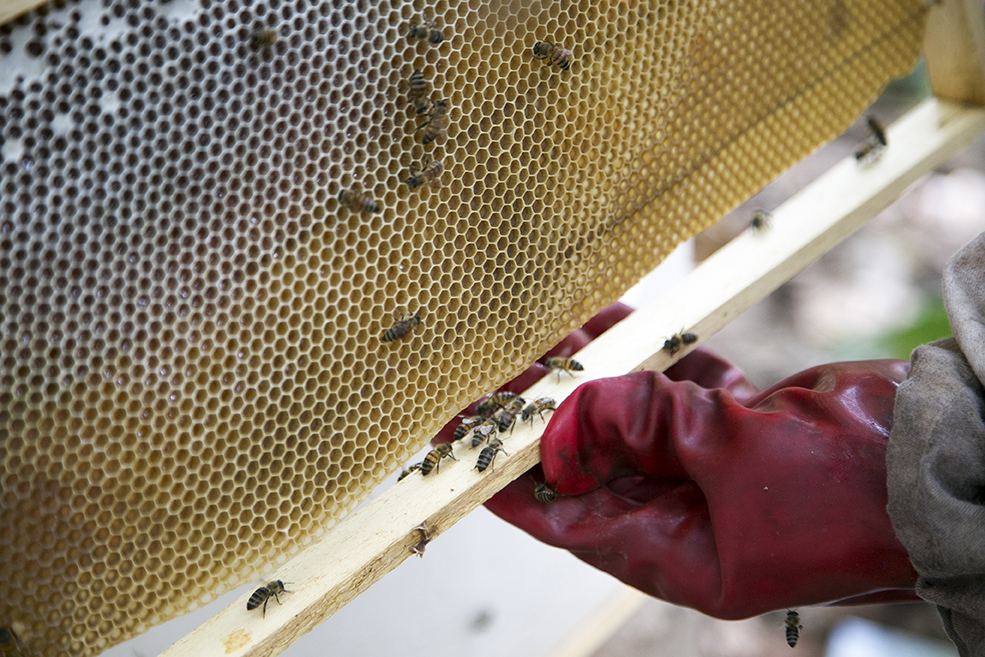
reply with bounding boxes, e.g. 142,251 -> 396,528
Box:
0,0 -> 926,654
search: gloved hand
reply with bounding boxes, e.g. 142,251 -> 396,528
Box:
486,348 -> 920,619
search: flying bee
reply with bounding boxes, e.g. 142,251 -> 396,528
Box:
471,419 -> 499,448
496,397 -> 525,433
338,189 -> 381,213
662,331 -> 697,356
477,391 -> 520,417
408,18 -> 444,44
411,521 -> 431,557
522,397 -> 556,425
421,442 -> 458,475
416,100 -> 449,145
534,481 -> 557,503
249,29 -> 277,49
543,356 -> 584,381
247,580 -> 290,617
382,312 -> 422,342
398,462 -> 423,481
532,40 -> 573,70
750,209 -> 772,231
784,610 -> 802,648
408,69 -> 433,116
475,437 -> 509,472
0,627 -> 23,657
454,415 -> 484,441
405,156 -> 444,189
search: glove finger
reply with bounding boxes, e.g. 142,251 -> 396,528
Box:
664,348 -> 759,404
580,302 -> 634,339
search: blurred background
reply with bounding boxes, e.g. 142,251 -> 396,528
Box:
106,61 -> 974,657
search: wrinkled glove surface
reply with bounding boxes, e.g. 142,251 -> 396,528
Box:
486,346 -> 920,619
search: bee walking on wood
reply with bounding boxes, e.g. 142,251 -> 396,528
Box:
408,69 -> 433,116
663,331 -> 697,356
421,442 -> 458,475
247,580 -> 290,617
338,189 -> 381,214
784,610 -> 802,647
249,29 -> 277,49
522,397 -> 556,425
471,419 -> 499,448
408,18 -> 444,44
750,209 -> 772,231
855,115 -> 887,165
398,462 -> 423,481
475,437 -> 509,472
477,391 -> 520,417
534,481 -> 557,503
0,627 -> 23,657
417,100 -> 448,145
543,356 -> 584,381
411,521 -> 432,557
454,415 -> 484,441
382,312 -> 422,342
532,40 -> 573,70
495,397 -> 526,433
405,156 -> 443,189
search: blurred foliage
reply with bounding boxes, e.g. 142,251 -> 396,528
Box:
885,57 -> 932,98
879,293 -> 952,360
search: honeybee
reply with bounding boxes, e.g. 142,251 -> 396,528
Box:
534,481 -> 557,503
477,391 -> 520,417
475,437 -> 509,472
866,115 -> 887,147
784,610 -> 802,647
421,442 -> 458,475
416,100 -> 448,145
543,356 -> 584,380
522,397 -> 556,425
408,18 -> 444,44
398,462 -> 423,481
338,189 -> 381,213
662,331 -> 698,356
411,521 -> 431,557
249,29 -> 277,49
382,312 -> 422,342
471,419 -> 499,448
247,580 -> 290,617
408,69 -> 433,116
495,397 -> 526,433
532,40 -> 573,70
855,115 -> 887,165
750,209 -> 772,231
0,627 -> 23,657
454,415 -> 484,441
405,156 -> 444,189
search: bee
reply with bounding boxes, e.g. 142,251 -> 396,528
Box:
522,397 -> 556,425
0,627 -> 23,657
866,115 -> 887,147
534,481 -> 557,503
496,397 -> 526,433
405,156 -> 444,189
249,29 -> 278,49
398,462 -> 423,481
662,331 -> 698,356
477,391 -> 520,417
247,580 -> 290,617
411,521 -> 431,557
416,100 -> 449,145
855,116 -> 887,165
408,18 -> 444,45
382,312 -> 422,342
543,356 -> 584,380
421,442 -> 458,475
338,189 -> 381,214
408,69 -> 433,116
475,437 -> 509,472
532,40 -> 573,70
784,610 -> 802,648
471,418 -> 499,448
454,415 -> 484,441
750,209 -> 772,231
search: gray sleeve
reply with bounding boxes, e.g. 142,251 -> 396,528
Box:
887,231 -> 985,656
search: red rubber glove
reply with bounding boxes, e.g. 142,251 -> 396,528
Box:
486,348 -> 920,619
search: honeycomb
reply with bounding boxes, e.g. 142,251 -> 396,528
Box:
0,0 -> 926,653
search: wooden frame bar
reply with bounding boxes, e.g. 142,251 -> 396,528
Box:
159,97 -> 985,657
